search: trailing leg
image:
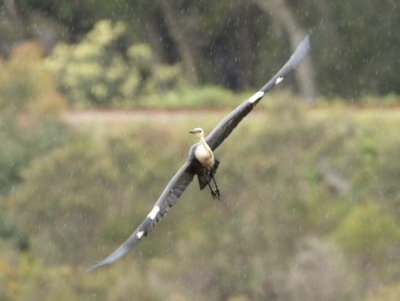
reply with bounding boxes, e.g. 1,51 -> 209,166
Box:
208,171 -> 220,200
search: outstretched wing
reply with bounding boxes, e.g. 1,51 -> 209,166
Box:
87,160 -> 195,272
206,33 -> 311,151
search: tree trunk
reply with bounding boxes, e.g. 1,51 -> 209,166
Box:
142,14 -> 168,64
2,0 -> 25,55
251,0 -> 316,101
4,0 -> 21,23
156,0 -> 198,85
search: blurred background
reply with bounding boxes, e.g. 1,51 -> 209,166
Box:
1,0 -> 400,300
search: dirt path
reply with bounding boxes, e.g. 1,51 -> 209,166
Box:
62,109 -> 230,126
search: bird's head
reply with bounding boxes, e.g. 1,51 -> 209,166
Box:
189,127 -> 204,140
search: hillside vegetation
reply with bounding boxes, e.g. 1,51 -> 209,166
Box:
1,19 -> 400,301
2,93 -> 400,300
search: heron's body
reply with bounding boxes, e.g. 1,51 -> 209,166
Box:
191,128 -> 215,170
194,141 -> 214,170
87,34 -> 311,272
189,127 -> 220,199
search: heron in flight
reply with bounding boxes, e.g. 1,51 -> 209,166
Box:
189,127 -> 220,199
87,34 -> 310,272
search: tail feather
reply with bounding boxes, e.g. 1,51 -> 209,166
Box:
197,158 -> 220,190
198,174 -> 209,190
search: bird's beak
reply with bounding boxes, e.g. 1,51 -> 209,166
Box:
189,129 -> 197,134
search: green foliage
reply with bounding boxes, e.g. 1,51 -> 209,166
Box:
0,42 -> 71,298
1,254 -> 160,301
6,1 -> 400,99
0,41 -> 69,195
46,20 -> 187,108
0,41 -> 68,197
140,85 -> 242,108
362,283 -> 400,301
2,98 -> 400,300
11,140 -> 123,265
0,41 -> 66,113
333,201 -> 400,260
17,0 -> 123,34
286,237 -> 353,301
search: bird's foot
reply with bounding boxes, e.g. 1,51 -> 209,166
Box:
211,188 -> 220,200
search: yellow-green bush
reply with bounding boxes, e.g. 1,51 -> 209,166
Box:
46,20 -> 187,108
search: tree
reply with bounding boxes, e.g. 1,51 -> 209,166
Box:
249,0 -> 316,100
46,20 -> 186,107
155,0 -> 199,85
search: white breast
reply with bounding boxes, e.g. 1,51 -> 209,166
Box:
194,143 -> 215,170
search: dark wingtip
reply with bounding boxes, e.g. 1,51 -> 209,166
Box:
260,32 -> 311,94
294,32 -> 311,61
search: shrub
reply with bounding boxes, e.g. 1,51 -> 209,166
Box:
0,41 -> 69,195
46,20 -> 186,108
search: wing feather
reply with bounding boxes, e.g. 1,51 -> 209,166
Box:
87,34 -> 311,272
87,161 -> 195,272
206,33 -> 310,151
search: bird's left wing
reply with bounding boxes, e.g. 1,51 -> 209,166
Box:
87,160 -> 195,272
206,33 -> 311,151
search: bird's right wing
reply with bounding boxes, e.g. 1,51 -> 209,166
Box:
206,33 -> 311,151
87,160 -> 195,272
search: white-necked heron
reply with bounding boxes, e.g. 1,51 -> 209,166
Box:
87,33 -> 310,272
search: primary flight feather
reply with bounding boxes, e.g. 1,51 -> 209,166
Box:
87,33 -> 311,272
